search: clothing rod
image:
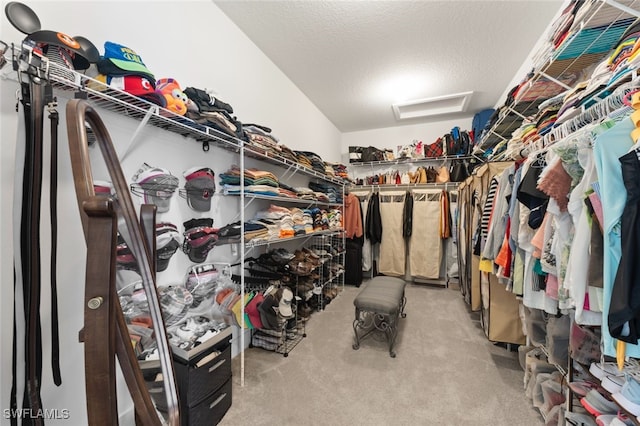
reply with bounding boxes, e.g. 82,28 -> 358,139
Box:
542,78 -> 640,146
350,182 -> 458,191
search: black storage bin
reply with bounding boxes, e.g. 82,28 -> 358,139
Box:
175,344 -> 231,408
184,377 -> 232,426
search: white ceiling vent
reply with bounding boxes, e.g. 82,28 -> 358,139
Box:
392,91 -> 474,120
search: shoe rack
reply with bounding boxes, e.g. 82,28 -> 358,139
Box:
309,233 -> 346,311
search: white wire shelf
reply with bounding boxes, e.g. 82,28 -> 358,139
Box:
221,190 -> 343,207
351,181 -> 460,190
2,41 -> 350,188
348,154 -> 480,167
244,229 -> 344,249
477,0 -> 640,151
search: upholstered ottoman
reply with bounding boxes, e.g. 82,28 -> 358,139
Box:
352,276 -> 407,357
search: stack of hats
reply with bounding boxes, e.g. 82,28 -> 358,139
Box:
96,41 -> 165,107
24,30 -> 100,80
130,163 -> 179,213
215,287 -> 242,327
117,225 -> 181,273
244,292 -> 264,329
182,218 -> 218,264
216,221 -> 242,244
93,180 -> 112,197
168,315 -> 223,353
158,285 -> 193,327
156,222 -> 181,272
185,263 -> 220,306
257,286 -> 295,330
116,234 -> 137,271
180,166 -> 216,212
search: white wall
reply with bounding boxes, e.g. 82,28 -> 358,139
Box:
0,1 -> 342,424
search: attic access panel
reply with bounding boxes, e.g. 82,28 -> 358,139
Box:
392,91 -> 474,120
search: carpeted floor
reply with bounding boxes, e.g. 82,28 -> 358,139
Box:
219,280 -> 543,425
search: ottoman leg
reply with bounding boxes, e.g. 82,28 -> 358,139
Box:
352,307 -> 361,350
387,314 -> 398,358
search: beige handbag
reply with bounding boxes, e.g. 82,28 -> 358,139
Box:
436,166 -> 450,183
418,167 -> 427,183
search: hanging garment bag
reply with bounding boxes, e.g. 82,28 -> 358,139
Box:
379,191 -> 406,277
345,238 -> 363,287
352,191 -> 372,272
409,190 -> 442,279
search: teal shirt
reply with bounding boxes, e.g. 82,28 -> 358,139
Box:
593,117 -> 634,358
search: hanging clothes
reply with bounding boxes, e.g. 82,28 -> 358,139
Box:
440,190 -> 451,239
345,191 -> 365,287
483,166 -> 515,265
457,180 -> 472,303
609,149 -> 640,343
518,156 -> 559,315
409,190 -> 442,279
366,192 -> 382,244
343,192 -> 363,239
508,164 -> 525,296
378,191 -> 406,277
563,137 -> 602,326
402,190 -> 413,238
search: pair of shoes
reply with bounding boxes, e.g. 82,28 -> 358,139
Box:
602,374 -> 626,394
580,389 -> 619,417
323,287 -> 338,301
613,374 -> 640,416
595,412 -> 635,425
569,380 -> 606,397
297,303 -> 312,319
541,377 -> 566,417
533,371 -> 562,409
565,410 -> 597,426
590,361 -> 630,381
524,347 -> 557,400
545,404 -> 564,426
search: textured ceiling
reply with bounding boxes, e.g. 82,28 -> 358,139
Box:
214,0 -> 563,133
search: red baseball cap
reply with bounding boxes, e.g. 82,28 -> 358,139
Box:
108,75 -> 166,107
